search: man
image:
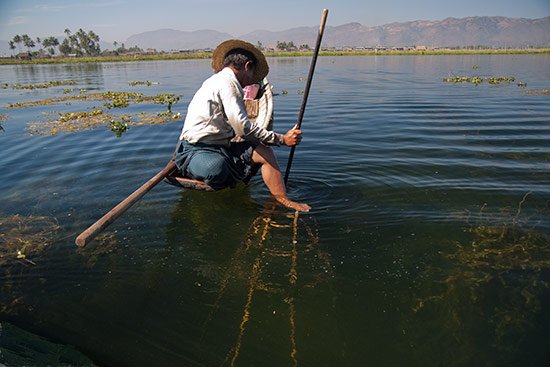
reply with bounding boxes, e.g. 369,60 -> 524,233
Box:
175,39 -> 310,212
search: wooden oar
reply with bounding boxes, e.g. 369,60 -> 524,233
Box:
283,8 -> 329,184
75,161 -> 176,247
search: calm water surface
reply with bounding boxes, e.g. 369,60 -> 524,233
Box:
1,55 -> 549,366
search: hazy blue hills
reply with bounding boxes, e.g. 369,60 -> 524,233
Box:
125,16 -> 550,50
125,29 -> 233,50
2,16 -> 548,56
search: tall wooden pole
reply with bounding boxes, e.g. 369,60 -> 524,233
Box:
284,9 -> 329,184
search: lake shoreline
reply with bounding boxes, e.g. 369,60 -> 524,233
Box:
1,48 -> 549,65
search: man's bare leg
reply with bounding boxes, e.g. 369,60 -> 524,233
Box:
251,145 -> 311,212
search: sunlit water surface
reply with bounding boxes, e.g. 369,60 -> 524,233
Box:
1,55 -> 549,366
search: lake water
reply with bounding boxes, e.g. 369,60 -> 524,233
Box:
1,55 -> 549,366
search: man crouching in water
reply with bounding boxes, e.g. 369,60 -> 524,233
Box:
174,39 -> 310,212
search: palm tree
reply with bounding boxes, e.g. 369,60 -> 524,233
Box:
87,30 -> 101,55
9,41 -> 16,56
12,35 -> 22,52
21,34 -> 35,51
59,38 -> 72,56
42,36 -> 59,55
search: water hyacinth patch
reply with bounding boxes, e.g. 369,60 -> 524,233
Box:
9,80 -> 77,90
443,76 -> 519,85
129,80 -> 159,87
109,117 -> 129,137
153,93 -> 180,113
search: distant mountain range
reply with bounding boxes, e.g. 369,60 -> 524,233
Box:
1,16 -> 548,57
125,16 -> 550,50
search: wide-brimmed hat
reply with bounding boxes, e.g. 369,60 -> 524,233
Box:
211,39 -> 269,83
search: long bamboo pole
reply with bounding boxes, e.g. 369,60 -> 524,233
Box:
283,8 -> 329,184
75,161 -> 176,247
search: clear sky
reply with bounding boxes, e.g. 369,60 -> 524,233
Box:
1,0 -> 549,43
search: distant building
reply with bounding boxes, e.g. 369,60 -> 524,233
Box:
16,52 -> 31,60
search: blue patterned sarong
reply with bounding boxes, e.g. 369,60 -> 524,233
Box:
174,140 -> 258,190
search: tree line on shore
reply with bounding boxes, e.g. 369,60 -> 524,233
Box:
7,28 -> 142,59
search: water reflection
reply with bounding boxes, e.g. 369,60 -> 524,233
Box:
165,194 -> 335,366
12,63 -> 105,86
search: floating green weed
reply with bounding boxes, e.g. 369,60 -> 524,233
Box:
28,110 -> 180,136
109,117 -> 129,137
443,76 -> 517,85
524,89 -> 550,95
153,93 -> 180,113
8,89 -> 182,135
129,80 -> 159,86
11,80 -> 77,90
58,109 -> 103,122
5,91 -> 180,110
102,91 -> 144,109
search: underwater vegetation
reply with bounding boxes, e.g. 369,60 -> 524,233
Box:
0,214 -> 60,267
413,193 -> 550,358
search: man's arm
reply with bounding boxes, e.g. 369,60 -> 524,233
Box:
221,81 -> 285,146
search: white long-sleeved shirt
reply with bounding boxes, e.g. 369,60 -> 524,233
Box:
179,67 -> 284,147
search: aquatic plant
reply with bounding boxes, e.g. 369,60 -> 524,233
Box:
128,80 -> 159,86
153,93 -> 180,113
77,233 -> 121,267
6,90 -> 177,110
7,88 -> 183,135
102,91 -> 144,109
11,80 -> 76,90
108,117 -> 129,137
27,109 -> 113,135
58,109 -> 103,122
196,207 -> 330,366
413,193 -> 550,352
443,76 -> 517,85
523,89 -> 550,95
28,110 -> 179,136
0,214 -> 60,267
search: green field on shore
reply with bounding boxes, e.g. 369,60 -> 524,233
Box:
1,48 -> 549,65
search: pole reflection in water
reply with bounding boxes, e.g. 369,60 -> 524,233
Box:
197,199 -> 332,367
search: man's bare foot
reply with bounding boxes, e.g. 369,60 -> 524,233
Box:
274,195 -> 311,212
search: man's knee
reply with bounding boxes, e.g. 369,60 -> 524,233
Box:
252,145 -> 279,169
187,153 -> 230,189
252,144 -> 275,164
